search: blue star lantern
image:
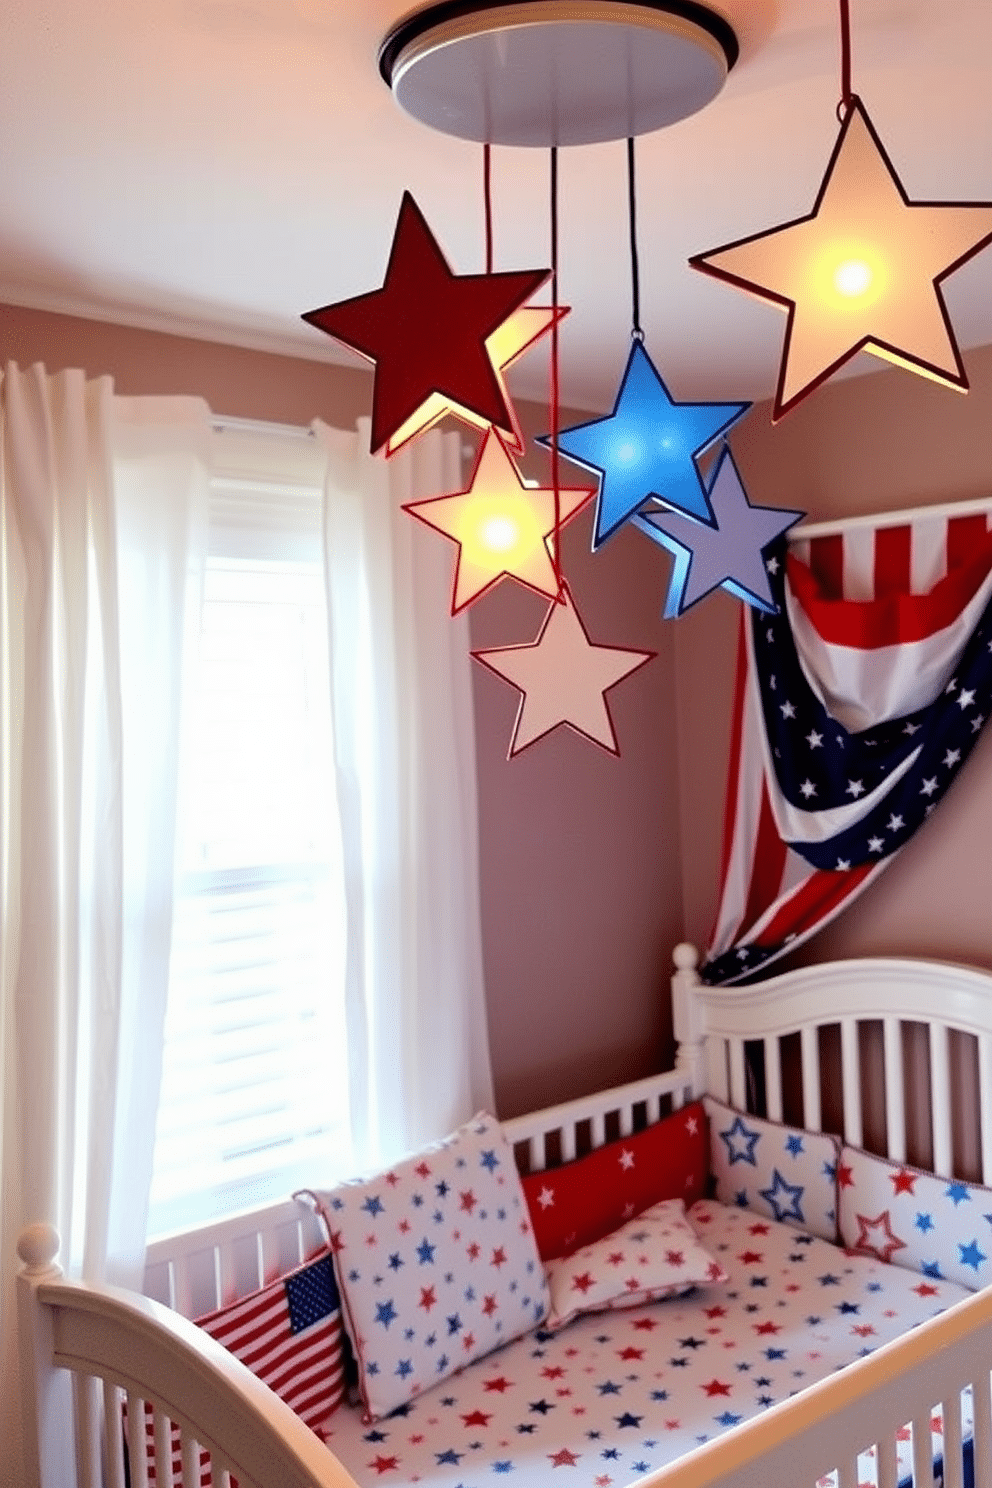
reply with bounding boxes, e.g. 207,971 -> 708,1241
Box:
538,340 -> 750,548
634,444 -> 804,617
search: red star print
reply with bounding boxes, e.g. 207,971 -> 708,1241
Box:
704,1306 -> 727,1319
549,1448 -> 580,1467
618,1347 -> 644,1361
739,1250 -> 763,1264
542,1367 -> 566,1380
664,1250 -> 685,1267
571,1271 -> 595,1294
463,1331 -> 476,1352
749,1223 -> 770,1235
461,1410 -> 491,1428
754,1321 -> 781,1335
385,1171 -> 400,1186
491,1246 -> 508,1268
890,1167 -> 917,1195
484,1376 -> 512,1393
460,1190 -> 478,1213
482,1293 -> 498,1317
303,192 -> 549,453
415,1161 -> 432,1179
633,1317 -> 659,1331
914,1282 -> 939,1297
703,1379 -> 731,1397
606,1251 -> 625,1267
419,1286 -> 437,1311
370,1456 -> 400,1475
467,1242 -> 481,1260
854,1209 -> 907,1263
837,1162 -> 854,1188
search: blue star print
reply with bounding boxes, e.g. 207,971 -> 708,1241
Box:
720,1115 -> 762,1166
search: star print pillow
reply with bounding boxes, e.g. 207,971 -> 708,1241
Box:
704,1096 -> 841,1242
837,1143 -> 992,1292
306,1112 -> 549,1421
521,1101 -> 709,1261
543,1197 -> 728,1331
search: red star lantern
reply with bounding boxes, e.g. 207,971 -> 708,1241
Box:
472,584 -> 654,758
404,428 -> 594,613
691,96 -> 992,418
303,191 -> 550,454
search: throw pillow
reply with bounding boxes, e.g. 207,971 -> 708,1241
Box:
521,1100 -> 709,1260
704,1095 -> 841,1242
838,1143 -> 992,1291
543,1197 -> 728,1330
308,1111 -> 548,1420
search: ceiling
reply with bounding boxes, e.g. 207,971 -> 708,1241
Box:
5,0 -> 992,414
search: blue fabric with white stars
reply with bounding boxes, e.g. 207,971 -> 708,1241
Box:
310,1114 -> 548,1421
322,1200 -> 969,1488
705,1096 -> 841,1243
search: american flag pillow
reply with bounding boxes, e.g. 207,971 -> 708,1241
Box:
129,1247 -> 344,1485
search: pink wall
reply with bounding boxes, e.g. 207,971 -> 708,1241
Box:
675,342 -> 992,972
0,304 -> 685,1117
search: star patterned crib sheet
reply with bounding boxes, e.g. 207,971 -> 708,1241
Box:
322,1199 -> 972,1488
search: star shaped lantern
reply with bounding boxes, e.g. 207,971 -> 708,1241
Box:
541,339 -> 749,548
634,444 -> 804,617
472,585 -> 654,758
691,96 -> 992,419
303,191 -> 551,454
404,428 -> 595,613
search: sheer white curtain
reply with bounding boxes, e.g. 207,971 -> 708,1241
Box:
317,419 -> 494,1171
0,365 -> 211,1487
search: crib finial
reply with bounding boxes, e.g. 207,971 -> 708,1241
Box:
17,1224 -> 62,1278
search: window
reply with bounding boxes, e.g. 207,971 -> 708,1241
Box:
148,427 -> 351,1237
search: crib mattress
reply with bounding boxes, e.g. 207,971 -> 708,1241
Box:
322,1199 -> 972,1488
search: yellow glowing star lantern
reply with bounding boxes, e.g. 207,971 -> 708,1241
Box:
386,304 -> 568,455
404,428 -> 594,613
690,96 -> 992,419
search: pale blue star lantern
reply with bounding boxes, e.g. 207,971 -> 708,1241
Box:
538,340 -> 750,548
634,443 -> 804,616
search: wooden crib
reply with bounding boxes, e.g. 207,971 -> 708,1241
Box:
18,944 -> 992,1488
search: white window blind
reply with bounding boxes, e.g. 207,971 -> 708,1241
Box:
148,429 -> 351,1238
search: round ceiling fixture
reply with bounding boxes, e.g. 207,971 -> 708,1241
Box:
379,1 -> 739,149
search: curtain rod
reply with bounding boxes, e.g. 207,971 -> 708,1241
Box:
212,413 -> 314,440
790,491 -> 992,543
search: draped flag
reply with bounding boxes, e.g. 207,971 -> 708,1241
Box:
703,508 -> 992,984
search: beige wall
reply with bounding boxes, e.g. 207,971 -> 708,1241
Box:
675,341 -> 992,972
0,303 -> 685,1118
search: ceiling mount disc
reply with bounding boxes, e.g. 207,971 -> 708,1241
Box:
379,1 -> 739,148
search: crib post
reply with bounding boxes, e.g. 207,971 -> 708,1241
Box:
17,1224 -> 79,1488
671,942 -> 706,1098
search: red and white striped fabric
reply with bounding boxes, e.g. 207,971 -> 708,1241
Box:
128,1247 -> 344,1486
703,505 -> 992,984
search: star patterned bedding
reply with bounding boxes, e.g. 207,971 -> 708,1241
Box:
322,1198 -> 972,1488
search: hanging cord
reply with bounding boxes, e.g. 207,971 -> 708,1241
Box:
627,136 -> 644,343
549,144 -> 563,590
483,141 -> 494,273
837,0 -> 854,120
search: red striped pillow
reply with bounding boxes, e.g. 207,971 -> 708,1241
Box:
129,1247 -> 344,1485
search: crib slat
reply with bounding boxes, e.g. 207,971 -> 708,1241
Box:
974,1366 -> 992,1483
882,1016 -> 906,1164
835,1455 -> 858,1488
979,1034 -> 992,1186
705,1036 -> 728,1101
840,1018 -> 863,1148
154,1405 -> 176,1488
72,1369 -> 100,1488
942,1390 -> 965,1488
559,1123 -> 577,1162
800,1025 -> 822,1133
728,1038 -> 747,1110
876,1431 -> 899,1488
181,1429 -> 203,1487
930,1022 -> 952,1178
590,1111 -> 607,1149
103,1382 -> 127,1488
764,1035 -> 783,1122
911,1408 -> 932,1488
127,1393 -> 150,1488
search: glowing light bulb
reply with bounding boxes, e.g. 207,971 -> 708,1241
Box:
833,258 -> 873,298
479,513 -> 519,554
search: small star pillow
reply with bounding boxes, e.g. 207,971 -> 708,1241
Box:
543,1198 -> 728,1331
837,1143 -> 992,1291
521,1101 -> 709,1260
307,1113 -> 548,1420
704,1095 -> 841,1242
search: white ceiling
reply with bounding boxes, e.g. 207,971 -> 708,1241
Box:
5,0 -> 992,414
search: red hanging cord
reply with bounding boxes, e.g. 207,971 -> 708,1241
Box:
549,144 -> 562,591
838,0 -> 854,117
